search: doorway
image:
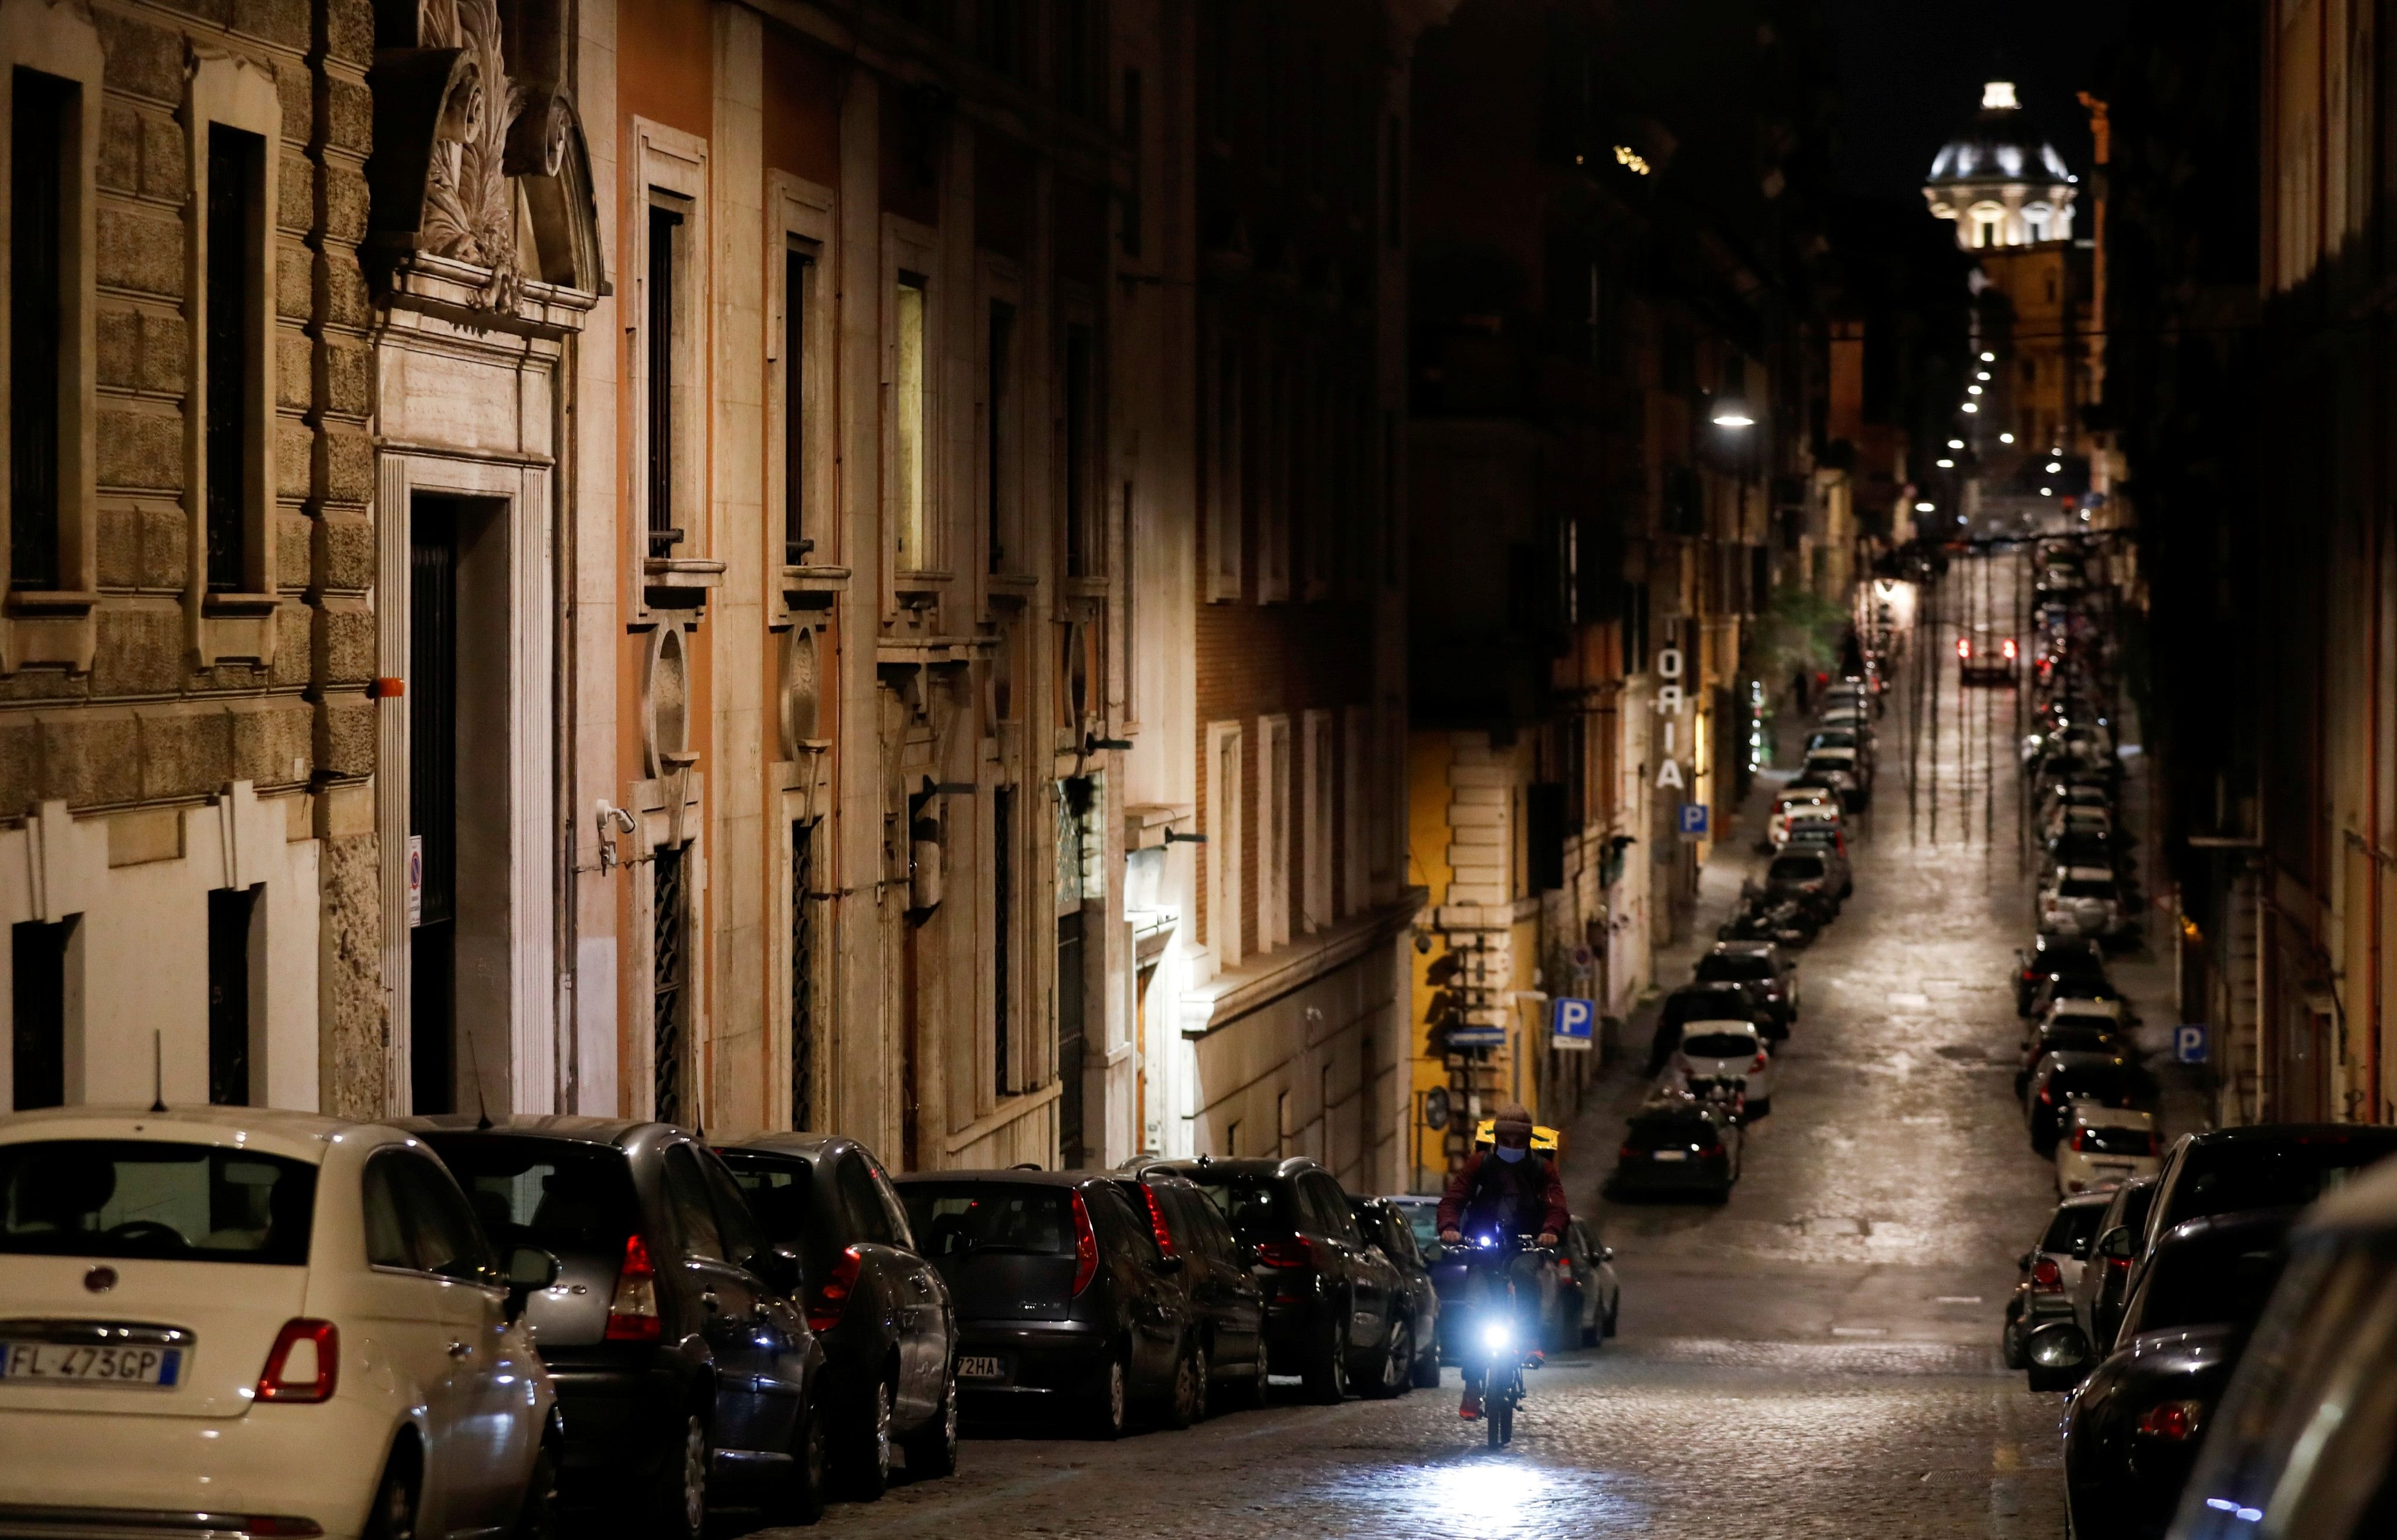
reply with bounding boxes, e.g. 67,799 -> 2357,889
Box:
409,494 -> 512,1117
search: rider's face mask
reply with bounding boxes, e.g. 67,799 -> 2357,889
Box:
1493,1144 -> 1527,1164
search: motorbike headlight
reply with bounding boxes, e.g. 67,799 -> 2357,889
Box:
1482,1322 -> 1512,1354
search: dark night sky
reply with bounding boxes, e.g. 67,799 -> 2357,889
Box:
1823,0 -> 2134,200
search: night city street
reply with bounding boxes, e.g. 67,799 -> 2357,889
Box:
11,1 -> 2397,1538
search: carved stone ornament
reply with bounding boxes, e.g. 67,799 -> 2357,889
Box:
366,0 -> 606,307
779,625 -> 820,757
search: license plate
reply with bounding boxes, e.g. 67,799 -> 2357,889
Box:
1,1341 -> 182,1388
956,1355 -> 1006,1381
1651,1150 -> 1688,1162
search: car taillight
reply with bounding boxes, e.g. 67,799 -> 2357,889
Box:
1071,1191 -> 1099,1296
2135,1400 -> 2205,1440
2002,638 -> 2018,660
254,1319 -> 338,1403
1557,1255 -> 1575,1272
1138,1184 -> 1177,1256
2038,1085 -> 2054,1105
605,1232 -> 663,1341
1699,1143 -> 1723,1158
808,1245 -> 862,1334
2031,1258 -> 2063,1291
1957,638 -> 1971,659
1254,1236 -> 1315,1269
2148,1133 -> 2162,1156
2070,1128 -> 2090,1152
1618,1144 -> 1638,1160
1751,1052 -> 1769,1072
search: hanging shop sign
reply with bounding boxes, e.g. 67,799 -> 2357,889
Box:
1654,645 -> 1688,790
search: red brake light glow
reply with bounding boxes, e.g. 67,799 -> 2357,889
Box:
808,1244 -> 863,1334
605,1232 -> 663,1341
1957,638 -> 1971,659
2135,1400 -> 2204,1440
254,1318 -> 338,1403
1254,1237 -> 1315,1269
2002,638 -> 2018,659
2031,1257 -> 2064,1291
1138,1185 -> 1177,1256
1071,1191 -> 1099,1296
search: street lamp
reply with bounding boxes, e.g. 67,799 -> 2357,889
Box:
1710,397 -> 1756,428
1935,458 -> 1954,468
1980,351 -> 1996,362
1998,431 -> 2015,444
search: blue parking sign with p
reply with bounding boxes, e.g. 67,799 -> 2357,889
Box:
2174,1024 -> 2208,1065
1552,997 -> 1595,1050
1678,803 -> 1709,837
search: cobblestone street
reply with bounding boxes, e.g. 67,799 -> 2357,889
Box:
745,560 -> 2174,1540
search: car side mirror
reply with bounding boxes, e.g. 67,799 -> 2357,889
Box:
1150,1253 -> 1186,1276
1600,1246 -> 1615,1263
2025,1321 -> 2094,1392
746,1245 -> 804,1298
504,1245 -> 561,1323
2099,1227 -> 2135,1261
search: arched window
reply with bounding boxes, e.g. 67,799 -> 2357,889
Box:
2024,205 -> 2051,242
1971,205 -> 2004,249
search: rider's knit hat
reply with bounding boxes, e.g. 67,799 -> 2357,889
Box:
1491,1102 -> 1534,1141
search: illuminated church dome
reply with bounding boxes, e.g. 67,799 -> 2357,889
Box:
1923,82 -> 2078,250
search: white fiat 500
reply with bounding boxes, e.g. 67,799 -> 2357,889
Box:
0,1107 -> 562,1540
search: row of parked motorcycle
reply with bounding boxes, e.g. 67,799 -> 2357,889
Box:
0,1103 -> 1622,1540
1603,669 -> 1884,1201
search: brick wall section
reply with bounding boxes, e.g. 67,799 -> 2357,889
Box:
0,0 -> 371,815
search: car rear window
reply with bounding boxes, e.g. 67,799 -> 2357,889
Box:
1680,1032 -> 1757,1059
1625,1118 -> 1716,1152
419,1135 -> 639,1259
718,1152 -> 817,1243
2040,1201 -> 2106,1253
1696,953 -> 1774,983
1180,1171 -> 1295,1243
2171,1137 -> 2397,1229
901,1184 -> 1075,1259
0,1140 -> 316,1264
2138,1233 -> 2289,1332
2059,878 -> 2116,899
2050,1066 -> 2140,1104
2077,1124 -> 2157,1157
1768,855 -> 1825,881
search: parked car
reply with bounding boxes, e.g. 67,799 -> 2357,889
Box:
1957,634 -> 2019,685
1767,786 -> 1841,847
1135,1156 -> 1408,1404
2004,1191 -> 2110,1369
1382,1193 -> 1443,1261
1552,1216 -> 1621,1348
2141,1124 -> 2397,1259
1801,749 -> 1870,808
715,1135 -> 959,1492
2040,866 -> 2129,940
2025,1051 -> 2152,1155
2163,1158 -> 2397,1540
2032,1209 -> 2298,1539
893,1170 -> 1195,1436
1691,940 -> 1801,1028
2057,1106 -> 2163,1197
2073,1174 -> 2159,1351
1347,1195 -> 1441,1388
410,1116 -> 829,1535
1778,822 -> 1854,897
1646,981 -> 1782,1073
2025,974 -> 2131,1026
1608,1096 -> 1743,1203
1111,1167 -> 1271,1406
2017,1020 -> 2134,1100
1765,848 -> 1842,913
0,1109 -> 572,1540
2015,932 -> 2111,1015
1666,1019 -> 1776,1119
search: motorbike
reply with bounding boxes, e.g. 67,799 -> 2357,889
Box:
1455,1232 -> 1554,1449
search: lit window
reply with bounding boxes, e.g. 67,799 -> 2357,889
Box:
894,273 -> 928,567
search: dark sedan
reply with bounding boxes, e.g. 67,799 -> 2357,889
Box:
718,1135 -> 958,1493
1692,940 -> 1800,1028
2014,933 -> 2110,1015
2015,1019 -> 2133,1098
2074,1174 -> 2159,1351
2039,1210 -> 2297,1539
2141,1123 -> 2397,1257
1111,1168 -> 1268,1412
1142,1156 -> 1408,1403
1350,1195 -> 1441,1389
893,1170 -> 1191,1439
409,1117 -> 830,1537
1608,1098 -> 1741,1203
2026,1051 -> 2153,1154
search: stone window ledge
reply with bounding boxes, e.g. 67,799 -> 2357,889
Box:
1179,889 -> 1425,1039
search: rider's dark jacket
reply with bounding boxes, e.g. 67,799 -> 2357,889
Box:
1436,1151 -> 1570,1240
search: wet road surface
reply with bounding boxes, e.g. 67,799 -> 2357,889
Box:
744,555 -> 2183,1539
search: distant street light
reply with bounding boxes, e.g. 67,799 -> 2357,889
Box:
1915,501 -> 1935,512
1710,398 -> 1756,427
1998,431 -> 2016,444
1980,351 -> 1997,362
1947,438 -> 1965,450
1963,403 -> 1980,413
1936,458 -> 1955,468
